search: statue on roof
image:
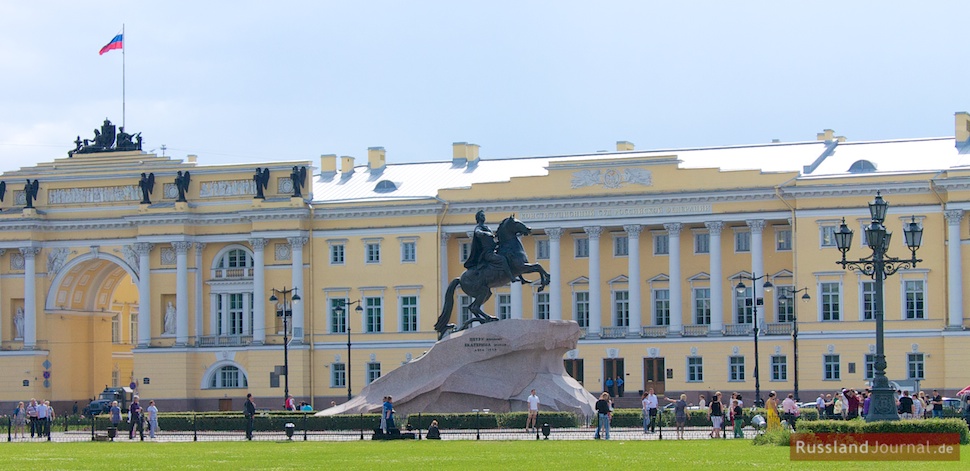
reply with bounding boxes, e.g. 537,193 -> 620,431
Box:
254,168 -> 270,199
24,179 -> 39,209
139,172 -> 155,204
175,171 -> 191,203
68,118 -> 143,157
290,166 -> 307,198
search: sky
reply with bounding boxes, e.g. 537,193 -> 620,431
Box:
2,1 -> 969,173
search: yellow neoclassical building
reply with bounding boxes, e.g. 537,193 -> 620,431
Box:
2,114 -> 970,411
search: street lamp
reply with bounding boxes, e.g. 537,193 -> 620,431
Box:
835,191 -> 922,422
778,288 -> 810,402
270,287 -> 301,404
334,300 -> 363,401
735,274 -> 773,408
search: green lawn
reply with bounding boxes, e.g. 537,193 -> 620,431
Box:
2,440 -> 968,470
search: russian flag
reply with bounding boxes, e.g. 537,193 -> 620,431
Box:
99,34 -> 123,55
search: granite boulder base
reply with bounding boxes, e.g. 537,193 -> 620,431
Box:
318,319 -> 597,417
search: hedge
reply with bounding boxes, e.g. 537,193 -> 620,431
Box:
604,407 -> 819,428
796,418 -> 970,445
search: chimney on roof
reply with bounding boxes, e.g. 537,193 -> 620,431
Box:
616,141 -> 635,151
816,129 -> 835,141
320,154 -> 337,174
452,142 -> 480,165
956,112 -> 970,143
367,147 -> 386,172
187,154 -> 197,163
340,156 -> 355,174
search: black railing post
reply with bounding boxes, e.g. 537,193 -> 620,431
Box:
475,410 -> 480,440
193,413 -> 198,442
91,414 -> 95,441
303,412 -> 308,441
7,416 -> 11,442
535,411 -> 540,440
658,409 -> 664,440
417,413 -> 422,440
359,413 -> 364,440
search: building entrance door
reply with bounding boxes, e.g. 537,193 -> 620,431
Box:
643,357 -> 666,396
603,358 -> 624,397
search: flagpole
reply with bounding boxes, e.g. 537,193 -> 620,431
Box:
122,23 -> 126,129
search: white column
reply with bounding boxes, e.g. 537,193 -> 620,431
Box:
20,247 -> 40,349
547,228 -> 564,320
664,223 -> 683,334
173,241 -> 192,345
249,238 -> 267,344
194,243 -> 205,342
624,225 -> 642,334
220,293 -> 230,334
440,233 -> 451,300
945,210 -> 964,329
585,226 -> 602,336
510,280 -> 523,319
705,222 -> 724,334
134,242 -> 154,347
209,294 -> 219,335
288,236 -> 308,342
747,220 -> 766,326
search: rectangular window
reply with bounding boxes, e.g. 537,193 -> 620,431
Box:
771,355 -> 788,381
614,236 -> 629,256
229,293 -> 245,335
459,295 -> 472,326
654,289 -> 670,326
694,288 -> 711,325
365,297 -> 382,333
497,294 -> 511,320
735,287 -> 754,324
823,354 -> 840,380
129,311 -> 138,346
776,228 -> 792,251
330,244 -> 345,265
654,233 -> 669,255
904,280 -> 925,319
820,225 -> 837,247
862,282 -> 876,320
366,362 -> 381,385
112,314 -> 120,344
331,363 -> 346,388
729,356 -> 745,381
864,354 -> 875,380
400,295 -> 418,332
536,292 -> 550,320
776,286 -> 795,322
735,231 -> 750,252
907,353 -> 925,380
330,298 -> 348,334
613,290 -> 629,327
821,282 -> 840,321
365,242 -> 381,264
575,238 -> 589,258
535,239 -> 549,260
460,242 -> 471,263
687,357 -> 704,382
574,291 -> 589,328
694,233 -> 710,254
400,241 -> 416,263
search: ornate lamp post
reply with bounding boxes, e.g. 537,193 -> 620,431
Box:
270,287 -> 301,403
334,300 -> 363,401
834,191 -> 922,422
779,288 -> 810,402
735,274 -> 773,408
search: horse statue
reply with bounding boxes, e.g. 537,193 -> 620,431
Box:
435,215 -> 550,339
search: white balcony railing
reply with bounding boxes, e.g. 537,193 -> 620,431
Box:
641,326 -> 668,338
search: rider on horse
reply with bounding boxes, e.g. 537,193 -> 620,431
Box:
464,210 -> 520,283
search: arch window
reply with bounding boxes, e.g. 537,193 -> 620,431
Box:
208,365 -> 248,389
213,248 -> 254,279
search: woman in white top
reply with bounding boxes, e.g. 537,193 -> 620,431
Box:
147,400 -> 159,438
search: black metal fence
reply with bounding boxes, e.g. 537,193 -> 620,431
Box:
1,410 -> 767,443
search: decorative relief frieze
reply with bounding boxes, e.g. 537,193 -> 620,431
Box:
14,191 -> 26,206
278,177 -> 294,195
47,248 -> 73,277
48,186 -> 140,204
275,243 -> 291,261
160,248 -> 176,265
200,180 -> 256,198
516,203 -> 712,222
163,183 -> 178,199
571,168 -> 652,189
10,253 -> 25,270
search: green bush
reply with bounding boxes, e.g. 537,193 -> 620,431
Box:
752,427 -> 792,446
795,418 -> 969,445
127,412 -> 383,432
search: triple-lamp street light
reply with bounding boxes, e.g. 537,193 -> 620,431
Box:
334,300 -> 364,401
834,191 -> 923,422
778,288 -> 811,402
735,274 -> 773,408
270,287 -> 300,404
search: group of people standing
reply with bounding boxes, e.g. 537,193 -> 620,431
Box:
638,390 -> 747,439
11,399 -> 54,439
107,396 -> 159,440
